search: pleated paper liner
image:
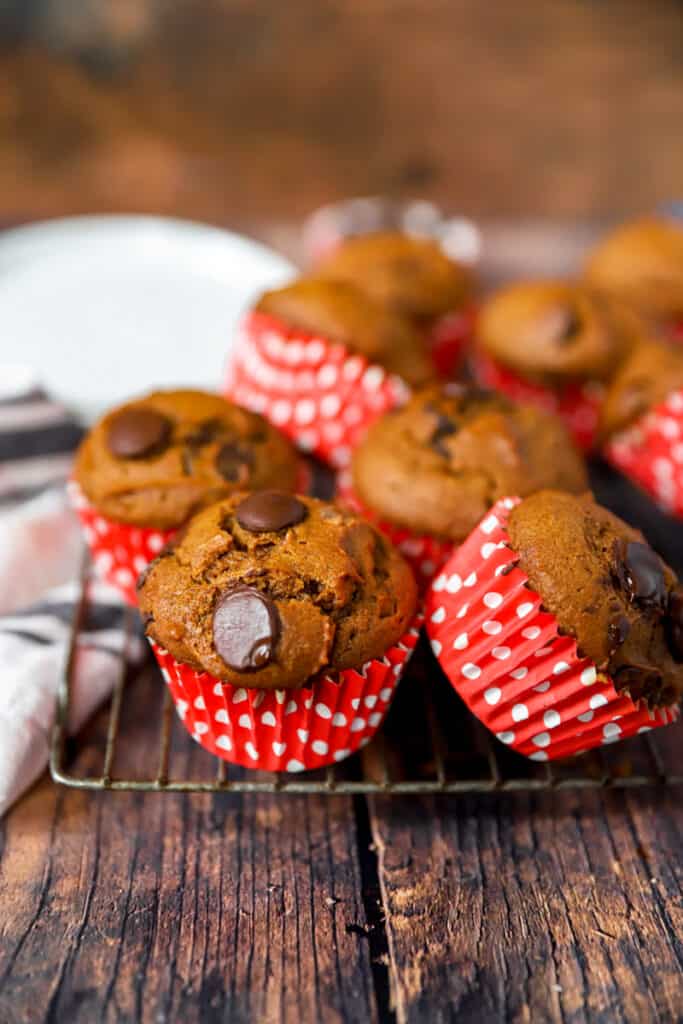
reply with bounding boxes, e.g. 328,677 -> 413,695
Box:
471,350 -> 603,452
150,616 -> 422,772
223,311 -> 409,469
605,387 -> 683,519
425,497 -> 679,761
335,471 -> 454,591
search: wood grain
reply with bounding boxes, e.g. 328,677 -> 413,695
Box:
369,790 -> 683,1023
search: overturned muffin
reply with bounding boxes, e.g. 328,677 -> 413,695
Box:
599,337 -> 683,439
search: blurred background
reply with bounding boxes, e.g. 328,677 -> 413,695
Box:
0,0 -> 682,239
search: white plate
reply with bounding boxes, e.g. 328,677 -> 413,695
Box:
0,215 -> 294,420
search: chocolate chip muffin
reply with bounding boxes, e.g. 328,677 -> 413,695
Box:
138,491 -> 417,690
584,217 -> 683,324
507,490 -> 683,708
476,280 -> 640,383
599,338 -> 683,439
74,390 -> 299,529
350,384 -> 587,542
317,231 -> 473,324
255,276 -> 433,387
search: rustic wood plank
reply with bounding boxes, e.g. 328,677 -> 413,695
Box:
0,669 -> 378,1024
369,789 -> 683,1023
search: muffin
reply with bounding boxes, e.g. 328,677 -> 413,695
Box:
317,231 -> 476,376
473,280 -> 642,449
584,217 -> 683,332
600,340 -> 683,516
139,491 -> 420,770
426,491 -> 682,760
71,390 -> 300,603
340,383 -> 587,586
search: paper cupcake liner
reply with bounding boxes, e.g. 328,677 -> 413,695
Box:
223,311 -> 410,468
68,482 -> 174,605
150,616 -> 422,772
426,305 -> 476,379
336,471 -> 454,590
605,388 -> 683,518
471,350 -> 603,452
425,497 -> 679,760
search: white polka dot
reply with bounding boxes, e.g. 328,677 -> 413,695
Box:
637,726 -> 652,734
232,688 -> 248,704
380,687 -> 393,702
297,728 -> 309,743
516,602 -> 534,618
312,740 -> 329,755
577,710 -> 594,723
317,364 -> 338,388
484,592 -> 503,609
456,603 -> 469,619
510,666 -> 528,680
238,714 -> 251,729
368,712 -> 382,727
114,567 -> 134,587
331,446 -> 351,467
462,663 -> 481,680
481,542 -> 497,559
666,390 -> 683,412
315,702 -> 332,719
343,357 -> 364,381
271,399 -> 292,425
482,620 -> 502,635
272,741 -> 286,756
464,572 -> 477,587
216,734 -> 232,751
432,573 -> 447,592
215,708 -> 229,724
430,606 -> 446,624
602,722 -> 621,743
492,646 -> 512,661
285,700 -> 298,715
529,751 -> 548,762
194,722 -> 209,736
553,661 -> 570,675
494,564 -> 510,577
95,518 -> 109,536
481,515 -> 499,535
343,405 -> 363,426
653,457 -> 673,478
496,731 -> 515,745
522,626 -> 541,640
590,693 -> 608,710
446,574 -> 463,593
333,749 -> 351,762
512,703 -> 529,722
286,759 -> 305,772
194,696 -> 206,710
275,690 -> 286,704
147,532 -> 166,553
658,416 -> 680,439
261,711 -> 277,727
532,732 -> 551,748
306,339 -> 325,362
453,632 -> 469,650
484,687 -> 501,705
533,680 -> 551,693
544,709 -> 561,729
297,431 -> 317,452
431,639 -> 442,656
580,666 -> 597,686
133,555 -> 148,574
175,699 -> 188,720
362,366 -> 385,390
364,695 -> 378,709
351,717 -> 366,732
94,551 -> 113,573
351,698 -> 360,709
671,442 -> 683,464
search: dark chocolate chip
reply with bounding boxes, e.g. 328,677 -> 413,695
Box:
613,540 -> 667,612
107,408 -> 171,459
236,491 -> 306,533
185,418 -> 224,448
213,587 -> 280,671
607,615 -> 630,653
666,587 -> 683,661
424,402 -> 458,456
215,442 -> 254,482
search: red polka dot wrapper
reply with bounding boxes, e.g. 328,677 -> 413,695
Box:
471,350 -> 603,452
149,617 -> 422,772
425,497 -> 679,761
336,471 -> 454,591
68,482 -> 173,606
605,389 -> 683,518
224,311 -> 409,468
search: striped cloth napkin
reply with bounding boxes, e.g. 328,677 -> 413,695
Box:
0,368 -> 143,815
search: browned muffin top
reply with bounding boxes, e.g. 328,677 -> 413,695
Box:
350,384 -> 587,542
507,490 -> 683,708
74,390 -> 299,529
599,338 -> 683,438
584,217 -> 683,322
255,276 -> 434,387
138,492 -> 417,690
476,280 -> 641,383
317,231 -> 473,320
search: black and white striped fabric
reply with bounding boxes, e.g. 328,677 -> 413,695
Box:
0,370 -> 143,815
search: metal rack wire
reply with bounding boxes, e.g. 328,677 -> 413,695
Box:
50,558 -> 683,795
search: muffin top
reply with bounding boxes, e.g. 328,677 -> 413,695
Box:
350,384 -> 588,541
74,390 -> 299,529
584,217 -> 683,322
476,280 -> 640,383
507,490 -> 683,708
599,338 -> 683,439
138,491 -> 417,689
317,231 -> 473,320
255,276 -> 433,387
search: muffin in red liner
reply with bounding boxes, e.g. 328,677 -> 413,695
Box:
336,470 -> 454,590
472,349 -> 603,453
150,618 -> 421,771
425,497 -> 680,760
224,310 -> 409,468
605,388 -> 683,517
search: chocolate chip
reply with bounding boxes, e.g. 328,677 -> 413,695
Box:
607,615 -> 630,652
236,491 -> 306,533
425,402 -> 458,456
107,408 -> 171,459
213,587 -> 280,671
613,540 -> 667,612
215,442 -> 254,482
185,418 -> 224,448
666,587 -> 683,661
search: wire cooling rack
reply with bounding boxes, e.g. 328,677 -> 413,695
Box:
50,555 -> 683,795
